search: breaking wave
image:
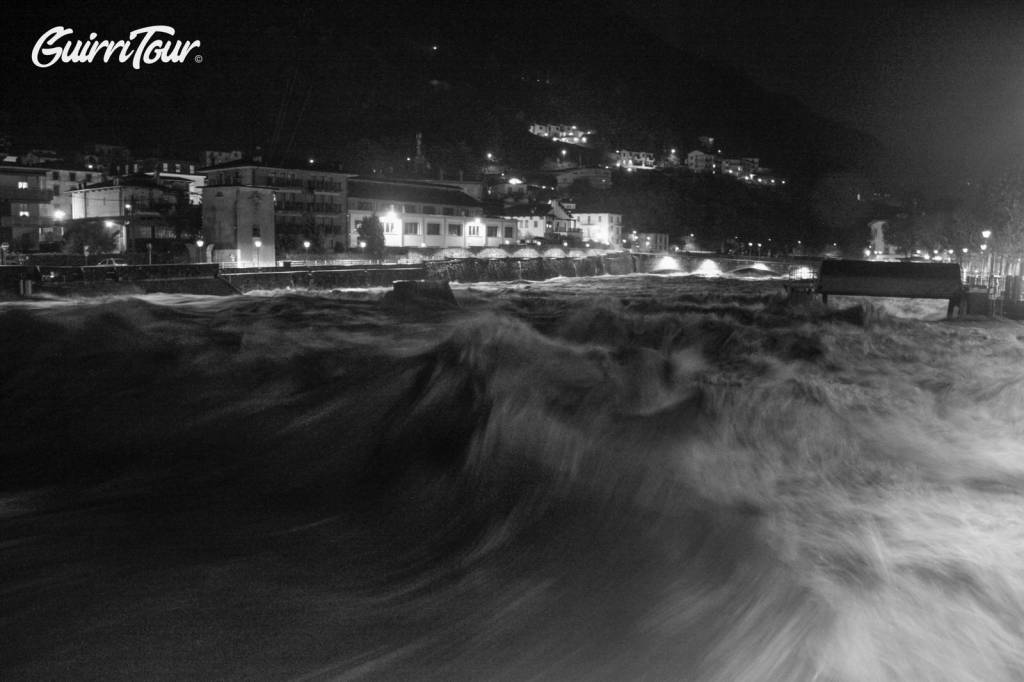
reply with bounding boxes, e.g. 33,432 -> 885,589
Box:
3,277 -> 1024,680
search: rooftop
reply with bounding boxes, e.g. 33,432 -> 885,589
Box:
348,177 -> 482,207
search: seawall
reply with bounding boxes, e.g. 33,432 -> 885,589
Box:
3,253 -> 822,298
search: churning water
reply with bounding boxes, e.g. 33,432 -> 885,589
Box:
3,273 -> 1024,680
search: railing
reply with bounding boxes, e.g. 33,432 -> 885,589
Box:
276,202 -> 345,213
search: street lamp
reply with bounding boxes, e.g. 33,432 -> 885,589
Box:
83,244 -> 90,265
124,203 -> 134,254
253,237 -> 262,268
196,237 -> 205,264
981,230 -> 994,289
54,209 -> 66,244
303,239 -> 311,264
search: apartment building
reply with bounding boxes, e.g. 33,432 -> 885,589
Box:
348,178 -> 514,250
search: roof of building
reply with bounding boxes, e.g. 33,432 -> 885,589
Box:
197,157 -> 351,174
0,162 -> 48,174
75,174 -> 173,190
497,203 -> 556,218
571,200 -> 623,214
348,178 -> 481,207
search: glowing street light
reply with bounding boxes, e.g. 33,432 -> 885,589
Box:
254,237 -> 262,268
303,239 -> 311,263
196,237 -> 205,263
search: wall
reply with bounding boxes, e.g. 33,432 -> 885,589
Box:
221,265 -> 429,293
202,186 -> 276,266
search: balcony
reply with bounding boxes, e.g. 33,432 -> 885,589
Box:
275,202 -> 344,214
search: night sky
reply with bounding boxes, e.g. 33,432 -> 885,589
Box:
630,0 -> 1024,188
4,0 -> 1024,192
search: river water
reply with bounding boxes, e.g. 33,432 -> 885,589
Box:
3,272 -> 1024,680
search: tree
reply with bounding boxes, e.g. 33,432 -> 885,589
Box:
61,222 -> 118,255
356,214 -> 385,263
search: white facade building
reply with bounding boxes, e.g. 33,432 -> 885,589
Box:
614,150 -> 656,170
347,178 -> 515,250
572,210 -> 623,246
201,185 -> 277,267
686,150 -> 720,174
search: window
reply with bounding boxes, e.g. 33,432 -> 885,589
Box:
17,181 -> 28,189
85,174 -> 93,183
51,171 -> 59,180
458,208 -> 470,217
442,207 -> 454,216
486,225 -> 498,238
403,204 -> 418,213
468,224 -> 479,236
384,221 -> 395,234
426,222 -> 441,235
504,226 -> 515,239
53,184 -> 60,196
422,205 -> 437,214
68,172 -> 76,181
403,222 -> 418,235
447,223 -> 462,236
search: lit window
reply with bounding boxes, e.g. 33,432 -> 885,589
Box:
17,181 -> 28,189
19,211 -> 30,217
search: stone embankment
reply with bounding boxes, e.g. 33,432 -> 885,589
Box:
1,252 -> 819,298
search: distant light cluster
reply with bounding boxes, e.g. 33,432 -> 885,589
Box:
529,123 -> 593,146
